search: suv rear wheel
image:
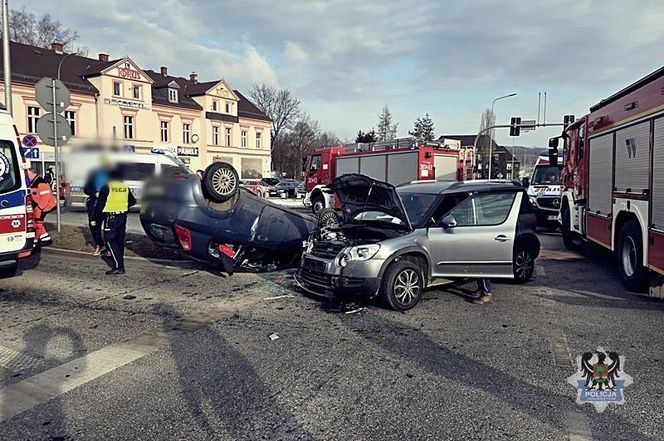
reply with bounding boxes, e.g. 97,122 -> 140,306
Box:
202,162 -> 239,203
513,246 -> 535,283
380,260 -> 424,311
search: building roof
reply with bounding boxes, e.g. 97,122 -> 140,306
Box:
0,40 -> 102,94
234,90 -> 271,122
144,70 -> 203,110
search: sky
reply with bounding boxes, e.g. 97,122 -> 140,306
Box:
15,0 -> 664,147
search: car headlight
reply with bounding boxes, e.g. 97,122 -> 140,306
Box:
530,196 -> 537,206
344,244 -> 381,262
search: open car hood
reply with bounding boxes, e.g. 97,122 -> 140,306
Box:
330,174 -> 412,230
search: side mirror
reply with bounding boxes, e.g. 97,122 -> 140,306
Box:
521,177 -> 530,188
548,147 -> 559,167
548,137 -> 559,149
440,214 -> 457,229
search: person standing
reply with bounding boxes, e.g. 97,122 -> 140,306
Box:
91,169 -> 136,275
473,279 -> 493,304
27,168 -> 56,247
83,167 -> 109,256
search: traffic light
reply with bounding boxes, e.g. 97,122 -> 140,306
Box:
563,114 -> 575,128
510,117 -> 521,136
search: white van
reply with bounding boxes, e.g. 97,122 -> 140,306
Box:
63,150 -> 192,208
0,108 -> 36,277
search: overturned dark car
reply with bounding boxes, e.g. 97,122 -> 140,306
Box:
140,162 -> 316,273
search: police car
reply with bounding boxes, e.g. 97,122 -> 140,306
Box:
0,107 -> 35,277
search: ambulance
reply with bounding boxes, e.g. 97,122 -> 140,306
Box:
0,107 -> 35,277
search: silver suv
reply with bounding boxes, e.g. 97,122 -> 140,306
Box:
296,174 -> 540,311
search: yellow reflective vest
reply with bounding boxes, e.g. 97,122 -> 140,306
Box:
102,181 -> 130,213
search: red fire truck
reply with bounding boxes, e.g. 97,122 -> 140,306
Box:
303,138 -> 472,213
553,65 -> 664,295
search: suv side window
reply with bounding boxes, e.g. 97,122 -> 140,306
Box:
443,191 -> 516,226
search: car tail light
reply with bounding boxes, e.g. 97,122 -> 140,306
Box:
25,194 -> 35,233
174,224 -> 192,251
18,250 -> 32,259
217,244 -> 235,258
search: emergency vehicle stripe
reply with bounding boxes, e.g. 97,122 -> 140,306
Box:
0,189 -> 27,208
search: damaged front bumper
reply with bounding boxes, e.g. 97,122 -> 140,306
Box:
296,253 -> 382,298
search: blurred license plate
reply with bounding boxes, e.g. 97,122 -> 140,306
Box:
547,215 -> 558,220
149,224 -> 174,242
304,257 -> 326,272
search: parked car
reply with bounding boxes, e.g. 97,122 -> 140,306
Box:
297,174 -> 540,311
140,162 -> 316,274
269,179 -> 299,198
296,181 -> 306,198
240,179 -> 268,198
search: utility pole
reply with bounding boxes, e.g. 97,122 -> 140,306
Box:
2,0 -> 11,115
486,93 -> 516,179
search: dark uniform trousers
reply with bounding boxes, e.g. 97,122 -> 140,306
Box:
104,213 -> 127,271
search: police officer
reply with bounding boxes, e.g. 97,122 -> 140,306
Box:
91,169 -> 136,275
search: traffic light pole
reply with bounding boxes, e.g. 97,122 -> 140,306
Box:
473,122 -> 565,180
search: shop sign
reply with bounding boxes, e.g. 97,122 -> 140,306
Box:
177,146 -> 199,157
104,97 -> 150,110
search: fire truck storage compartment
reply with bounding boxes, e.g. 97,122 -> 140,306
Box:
434,154 -> 458,181
386,151 -> 419,185
615,121 -> 650,194
336,156 -> 360,176
588,133 -> 614,216
360,155 -> 387,182
652,117 -> 664,230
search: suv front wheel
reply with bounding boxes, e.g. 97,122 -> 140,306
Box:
513,246 -> 535,283
380,260 -> 424,311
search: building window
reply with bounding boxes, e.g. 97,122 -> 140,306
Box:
182,123 -> 190,144
113,81 -> 121,96
225,101 -> 231,113
168,88 -> 178,103
225,127 -> 232,146
255,132 -> 262,149
212,126 -> 220,146
27,106 -> 40,133
132,84 -> 141,100
64,110 -> 76,136
212,100 -> 219,112
160,121 -> 169,143
241,130 -> 247,148
123,115 -> 134,139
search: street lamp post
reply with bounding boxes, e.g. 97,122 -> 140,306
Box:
486,93 -> 516,179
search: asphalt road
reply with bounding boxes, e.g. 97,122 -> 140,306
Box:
1,232 -> 663,440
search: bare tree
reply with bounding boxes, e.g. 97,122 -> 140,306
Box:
476,109 -> 497,178
250,84 -> 301,147
4,7 -> 87,55
276,115 -> 320,178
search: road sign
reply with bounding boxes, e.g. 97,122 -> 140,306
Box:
35,77 -> 70,113
22,134 -> 37,147
520,119 -> 536,132
36,112 -> 71,146
20,147 -> 40,159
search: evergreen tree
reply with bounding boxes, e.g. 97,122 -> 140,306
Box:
355,129 -> 377,143
376,106 -> 398,141
408,113 -> 435,141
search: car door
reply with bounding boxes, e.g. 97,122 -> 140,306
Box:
427,190 -> 521,278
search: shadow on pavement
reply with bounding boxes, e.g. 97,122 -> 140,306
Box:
338,312 -> 657,441
1,324 -> 85,440
157,304 -> 311,440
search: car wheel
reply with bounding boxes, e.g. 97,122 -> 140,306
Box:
561,205 -> 581,251
202,162 -> 239,203
311,193 -> 325,215
513,246 -> 535,283
0,262 -> 18,278
380,260 -> 424,311
618,220 -> 648,292
317,208 -> 340,228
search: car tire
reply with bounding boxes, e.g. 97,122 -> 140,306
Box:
202,162 -> 239,203
513,246 -> 535,284
380,260 -> 424,311
618,220 -> 648,292
0,262 -> 18,278
311,193 -> 325,215
561,204 -> 581,251
317,208 -> 340,228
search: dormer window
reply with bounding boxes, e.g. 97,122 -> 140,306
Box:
168,88 -> 178,103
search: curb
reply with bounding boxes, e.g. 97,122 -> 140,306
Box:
42,246 -> 193,266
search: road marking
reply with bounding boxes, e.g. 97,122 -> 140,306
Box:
566,411 -> 593,441
0,346 -> 47,372
549,328 -> 573,368
536,265 -> 546,277
0,339 -> 160,422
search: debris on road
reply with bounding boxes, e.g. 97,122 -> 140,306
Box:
344,307 -> 367,315
265,294 -> 295,300
269,333 -> 280,341
123,294 -> 137,300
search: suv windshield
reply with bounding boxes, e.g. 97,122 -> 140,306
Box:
532,165 -> 561,185
397,191 -> 438,228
